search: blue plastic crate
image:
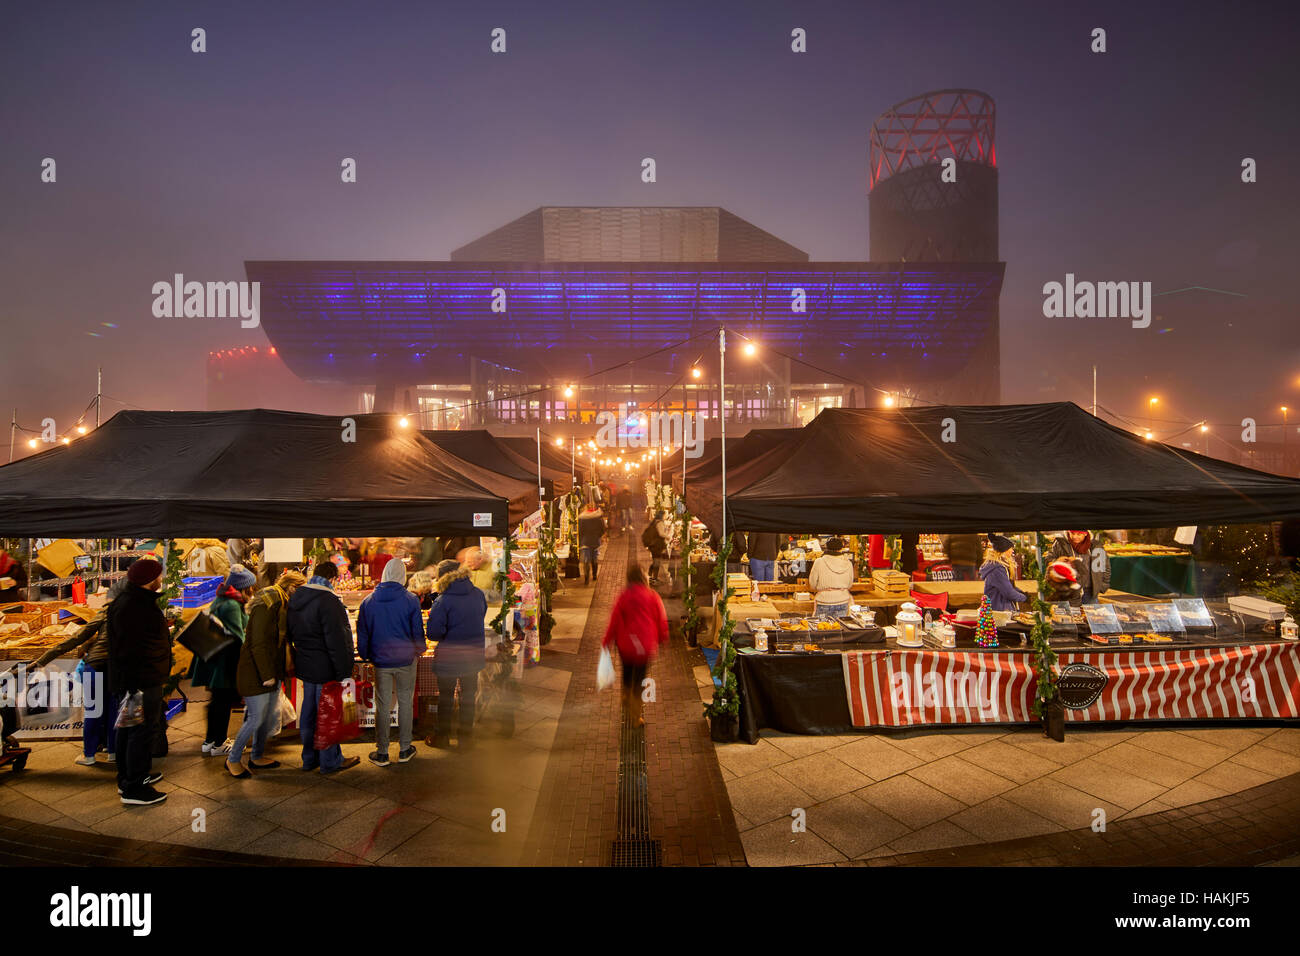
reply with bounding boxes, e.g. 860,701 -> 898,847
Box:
166,575 -> 223,607
163,698 -> 186,720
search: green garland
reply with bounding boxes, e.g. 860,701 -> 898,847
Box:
490,534 -> 516,637
157,540 -> 186,699
703,537 -> 739,719
679,505 -> 699,637
885,534 -> 901,571
1029,531 -> 1060,718
538,500 -> 558,645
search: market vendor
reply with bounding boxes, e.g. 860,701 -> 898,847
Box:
941,533 -> 982,581
1049,530 -> 1110,603
0,549 -> 28,602
808,537 -> 854,618
746,532 -> 782,583
980,534 -> 1027,611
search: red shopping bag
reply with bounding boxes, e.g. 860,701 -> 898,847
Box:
312,680 -> 361,749
71,577 -> 86,604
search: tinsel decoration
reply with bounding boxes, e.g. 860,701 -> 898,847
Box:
974,594 -> 999,648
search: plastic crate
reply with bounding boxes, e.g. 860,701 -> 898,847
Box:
167,575 -> 223,608
163,697 -> 186,720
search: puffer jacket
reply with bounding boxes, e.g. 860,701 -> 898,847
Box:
427,570 -> 488,667
980,559 -> 1028,612
357,581 -> 425,668
287,583 -> 354,684
808,553 -> 854,606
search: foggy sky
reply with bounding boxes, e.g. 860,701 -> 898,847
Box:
2,0 -> 1298,456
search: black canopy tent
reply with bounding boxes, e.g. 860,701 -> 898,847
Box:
422,429 -> 570,487
681,428 -> 801,484
0,409 -> 538,537
692,403 -> 1300,534
495,435 -> 586,485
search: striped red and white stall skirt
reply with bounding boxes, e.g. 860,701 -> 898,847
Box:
842,643 -> 1300,728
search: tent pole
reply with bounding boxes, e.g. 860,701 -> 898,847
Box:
536,426 -> 543,504
8,408 -> 14,463
1092,365 -> 1097,417
97,367 -> 102,428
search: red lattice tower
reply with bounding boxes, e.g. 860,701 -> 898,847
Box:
869,89 -> 996,190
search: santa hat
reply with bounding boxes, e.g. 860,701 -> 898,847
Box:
1047,560 -> 1079,584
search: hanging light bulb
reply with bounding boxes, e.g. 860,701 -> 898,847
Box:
398,416 -> 409,428
27,438 -> 37,449
77,425 -> 87,435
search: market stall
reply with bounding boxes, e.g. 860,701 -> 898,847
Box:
690,403 -> 1300,741
0,408 -> 541,742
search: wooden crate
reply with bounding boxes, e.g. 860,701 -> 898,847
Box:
757,582 -> 796,595
871,570 -> 910,594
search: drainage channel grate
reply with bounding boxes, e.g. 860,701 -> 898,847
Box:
610,705 -> 661,867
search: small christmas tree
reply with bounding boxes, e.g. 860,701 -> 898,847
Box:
975,594 -> 999,648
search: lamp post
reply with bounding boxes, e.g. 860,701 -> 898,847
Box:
720,327 -> 727,544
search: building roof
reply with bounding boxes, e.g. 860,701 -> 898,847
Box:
450,207 -> 809,262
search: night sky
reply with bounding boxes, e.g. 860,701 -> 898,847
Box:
2,0 -> 1297,455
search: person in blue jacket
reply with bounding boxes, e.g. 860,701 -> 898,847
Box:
286,560 -> 359,775
357,558 -> 425,766
425,559 -> 488,751
979,534 -> 1028,612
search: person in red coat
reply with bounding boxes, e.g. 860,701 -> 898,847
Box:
601,563 -> 669,727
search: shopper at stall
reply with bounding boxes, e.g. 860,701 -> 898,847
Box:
602,562 -> 669,727
747,532 -> 782,583
980,534 -> 1028,612
425,559 -> 489,750
190,565 -> 256,758
106,558 -> 171,806
942,533 -> 983,581
808,537 -> 855,618
287,560 -> 360,774
226,569 -> 305,778
1045,560 -> 1084,606
1049,530 -> 1111,603
357,558 -> 425,767
577,499 -> 606,585
0,549 -> 28,602
407,570 -> 435,610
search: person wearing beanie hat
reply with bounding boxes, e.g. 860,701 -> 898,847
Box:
192,565 -> 257,763
809,538 -> 855,618
105,556 -> 172,806
1048,530 -> 1110,603
425,558 -> 488,750
357,557 -> 425,766
126,557 -> 163,588
979,533 -> 1028,612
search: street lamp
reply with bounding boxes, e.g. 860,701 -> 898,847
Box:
397,416 -> 409,429
883,394 -> 896,408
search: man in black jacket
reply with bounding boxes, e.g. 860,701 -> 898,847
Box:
287,560 -> 360,774
106,559 -> 171,806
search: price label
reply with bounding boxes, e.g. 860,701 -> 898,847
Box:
473,513 -> 492,528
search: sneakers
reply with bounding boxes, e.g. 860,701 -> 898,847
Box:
120,786 -> 167,806
117,771 -> 163,795
103,752 -> 116,763
397,746 -> 417,763
368,750 -> 391,767
321,755 -> 360,775
203,740 -> 233,756
74,754 -> 97,766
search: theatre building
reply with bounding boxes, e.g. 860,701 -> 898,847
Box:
215,91 -> 1005,435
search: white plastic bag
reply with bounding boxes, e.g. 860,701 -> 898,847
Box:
597,648 -> 615,691
114,690 -> 144,729
268,688 -> 296,736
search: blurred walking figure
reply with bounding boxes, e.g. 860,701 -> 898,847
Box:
228,569 -> 305,777
616,485 -> 633,533
358,558 -> 425,766
425,559 -> 488,751
601,563 -> 668,727
192,565 -> 257,758
643,510 -> 672,584
577,499 -> 606,586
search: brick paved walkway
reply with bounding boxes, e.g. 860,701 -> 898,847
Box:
0,812 -> 339,866
846,768 -> 1300,866
521,525 -> 747,866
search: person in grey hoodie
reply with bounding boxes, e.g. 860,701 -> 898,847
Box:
808,537 -> 855,618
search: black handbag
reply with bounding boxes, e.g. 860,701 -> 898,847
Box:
176,610 -> 237,662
